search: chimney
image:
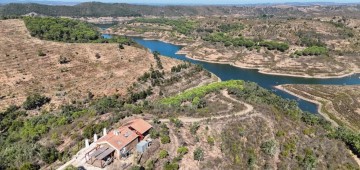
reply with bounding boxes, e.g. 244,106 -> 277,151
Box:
103,128 -> 107,136
85,139 -> 90,148
113,129 -> 120,136
94,134 -> 98,142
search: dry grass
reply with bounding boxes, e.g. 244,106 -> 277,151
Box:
282,84 -> 360,131
0,19 -> 181,110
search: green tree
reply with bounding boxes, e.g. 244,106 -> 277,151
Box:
23,93 -> 50,110
40,147 -> 58,164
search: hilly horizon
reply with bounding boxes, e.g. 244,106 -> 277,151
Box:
1,0 -> 359,6
1,1 -> 360,18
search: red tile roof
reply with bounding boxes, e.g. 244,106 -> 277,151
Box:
127,119 -> 153,134
96,119 -> 152,150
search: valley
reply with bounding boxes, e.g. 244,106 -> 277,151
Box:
0,2 -> 360,170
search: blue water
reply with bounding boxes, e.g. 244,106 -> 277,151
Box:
102,34 -> 113,39
102,34 -> 360,113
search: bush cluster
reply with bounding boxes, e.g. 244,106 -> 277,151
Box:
23,93 -> 50,110
203,32 -> 289,52
294,46 -> 328,56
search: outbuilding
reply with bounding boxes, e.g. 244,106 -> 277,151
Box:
136,140 -> 150,153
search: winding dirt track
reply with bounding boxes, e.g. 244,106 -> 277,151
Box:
160,90 -> 254,123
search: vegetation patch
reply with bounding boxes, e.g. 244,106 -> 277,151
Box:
24,17 -> 135,44
294,46 -> 328,56
203,32 -> 289,52
159,80 -> 244,107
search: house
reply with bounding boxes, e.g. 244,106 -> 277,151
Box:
85,119 -> 152,168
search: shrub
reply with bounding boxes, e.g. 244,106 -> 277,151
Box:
92,96 -> 122,114
119,43 -> 125,49
259,41 -> 289,52
218,23 -> 244,32
19,163 -> 40,170
299,148 -> 317,169
149,129 -> 159,139
161,135 -> 171,144
177,146 -> 189,155
130,166 -> 144,170
95,53 -> 101,59
294,46 -> 328,56
38,50 -> 46,56
59,55 -> 70,64
23,93 -> 50,110
64,165 -> 77,170
40,147 -> 58,164
145,159 -> 155,170
163,161 -> 179,170
247,154 -> 256,167
170,118 -> 183,128
159,150 -> 168,159
193,147 -> 204,161
260,140 -> 277,156
190,122 -> 200,135
207,136 -> 215,146
152,117 -> 160,124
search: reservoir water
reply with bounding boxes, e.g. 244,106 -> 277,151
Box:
102,33 -> 360,114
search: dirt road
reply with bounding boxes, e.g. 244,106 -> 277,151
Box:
160,90 -> 253,123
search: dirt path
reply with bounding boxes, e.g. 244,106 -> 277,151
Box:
168,126 -> 180,159
275,85 -> 339,127
160,90 -> 253,123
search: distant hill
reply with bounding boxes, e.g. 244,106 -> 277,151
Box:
0,2 -> 143,17
0,1 -> 79,6
0,2 -> 359,18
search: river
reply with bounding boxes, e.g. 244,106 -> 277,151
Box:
101,31 -> 360,113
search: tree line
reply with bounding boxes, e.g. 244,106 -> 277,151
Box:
203,32 -> 289,52
24,17 -> 135,45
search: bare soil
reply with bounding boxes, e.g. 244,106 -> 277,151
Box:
0,19 -> 181,110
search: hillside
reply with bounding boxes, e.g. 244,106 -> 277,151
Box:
0,18 -> 217,169
279,84 -> 360,131
0,2 -> 360,18
94,81 -> 360,169
110,15 -> 360,78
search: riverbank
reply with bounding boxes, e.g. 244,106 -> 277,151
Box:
177,49 -> 360,79
274,85 -> 339,127
129,32 -> 359,79
276,84 -> 360,131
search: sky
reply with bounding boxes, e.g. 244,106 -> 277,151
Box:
3,0 -> 360,5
